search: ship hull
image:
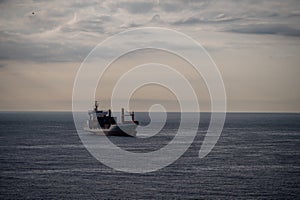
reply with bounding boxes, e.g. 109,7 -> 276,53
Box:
84,123 -> 137,137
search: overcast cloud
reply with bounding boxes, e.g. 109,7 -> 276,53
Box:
0,0 -> 299,111
0,0 -> 299,62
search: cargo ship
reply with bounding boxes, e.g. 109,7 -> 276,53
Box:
84,101 -> 139,137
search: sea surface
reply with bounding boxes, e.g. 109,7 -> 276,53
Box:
0,112 -> 299,199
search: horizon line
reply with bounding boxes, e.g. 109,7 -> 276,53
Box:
0,110 -> 299,114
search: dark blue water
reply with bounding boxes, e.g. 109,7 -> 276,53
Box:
0,112 -> 299,199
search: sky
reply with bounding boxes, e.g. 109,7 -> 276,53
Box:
0,0 -> 299,112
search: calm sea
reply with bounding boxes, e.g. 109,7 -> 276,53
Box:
0,112 -> 299,199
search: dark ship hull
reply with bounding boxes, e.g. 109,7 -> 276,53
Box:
84,123 -> 137,137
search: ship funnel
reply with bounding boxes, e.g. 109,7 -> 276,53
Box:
121,108 -> 124,123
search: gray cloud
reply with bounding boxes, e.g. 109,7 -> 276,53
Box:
104,0 -> 155,14
227,24 -> 300,37
0,34 -> 92,62
173,16 -> 242,26
117,1 -> 156,14
63,19 -> 105,33
159,2 -> 181,13
0,0 -> 299,64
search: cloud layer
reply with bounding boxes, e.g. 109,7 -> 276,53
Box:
0,0 -> 299,62
0,0 -> 299,112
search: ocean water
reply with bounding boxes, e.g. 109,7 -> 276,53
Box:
0,112 -> 299,199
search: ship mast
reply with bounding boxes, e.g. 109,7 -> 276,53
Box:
94,101 -> 99,111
